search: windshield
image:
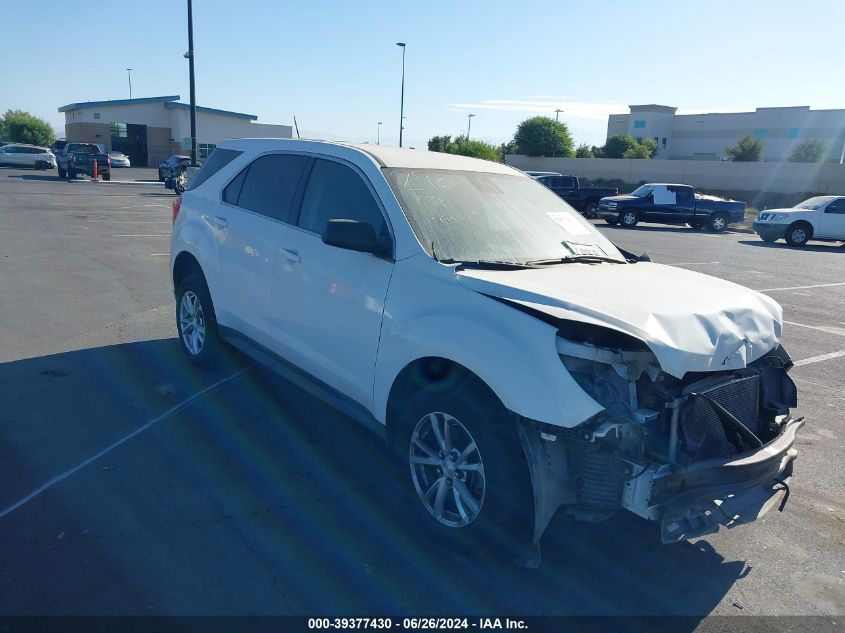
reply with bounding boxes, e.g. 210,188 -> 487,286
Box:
383,168 -> 624,263
796,196 -> 834,210
68,144 -> 99,154
630,184 -> 655,197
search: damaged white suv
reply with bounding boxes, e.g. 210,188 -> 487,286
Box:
170,139 -> 802,565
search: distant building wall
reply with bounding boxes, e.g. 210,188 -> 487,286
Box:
65,122 -> 112,147
504,155 -> 845,196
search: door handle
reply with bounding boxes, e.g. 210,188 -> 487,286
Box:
211,216 -> 228,229
281,247 -> 301,263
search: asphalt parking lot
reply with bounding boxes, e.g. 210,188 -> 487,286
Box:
0,166 -> 843,620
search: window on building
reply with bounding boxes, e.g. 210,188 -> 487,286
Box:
754,128 -> 767,138
199,143 -> 216,159
662,137 -> 667,148
789,128 -> 800,139
93,113 -> 100,120
110,123 -> 127,139
633,120 -> 646,129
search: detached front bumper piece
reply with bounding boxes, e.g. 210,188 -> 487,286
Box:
753,221 -> 789,241
653,416 -> 803,542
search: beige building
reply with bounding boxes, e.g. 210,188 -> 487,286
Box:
607,104 -> 845,162
59,95 -> 292,166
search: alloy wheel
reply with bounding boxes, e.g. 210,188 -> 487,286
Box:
179,291 -> 206,355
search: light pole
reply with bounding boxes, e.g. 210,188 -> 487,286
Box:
396,42 -> 406,147
377,121 -> 383,145
555,108 -> 563,122
186,0 -> 198,167
126,68 -> 133,99
466,113 -> 475,139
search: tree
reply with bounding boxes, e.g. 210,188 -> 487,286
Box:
725,135 -> 763,162
1,110 -> 55,146
512,116 -> 574,157
601,134 -> 640,158
426,134 -> 499,162
575,143 -> 593,158
623,137 -> 657,159
788,139 -> 827,163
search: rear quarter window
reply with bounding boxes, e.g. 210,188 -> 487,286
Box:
187,148 -> 243,191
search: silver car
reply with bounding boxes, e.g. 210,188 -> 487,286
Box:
0,143 -> 56,169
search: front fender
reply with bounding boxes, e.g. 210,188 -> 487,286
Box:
170,211 -> 222,300
374,256 -> 603,428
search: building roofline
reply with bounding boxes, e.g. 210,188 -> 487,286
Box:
628,104 -> 678,114
58,95 -> 181,112
164,102 -> 257,121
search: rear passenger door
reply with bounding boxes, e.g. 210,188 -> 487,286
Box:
214,152 -> 309,350
269,157 -> 394,410
666,185 -> 695,222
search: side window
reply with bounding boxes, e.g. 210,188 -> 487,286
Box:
222,167 -> 247,205
297,159 -> 386,236
186,148 -> 243,191
653,186 -> 677,206
826,199 -> 845,214
235,153 -> 309,221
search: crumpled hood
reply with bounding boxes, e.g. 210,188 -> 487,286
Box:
456,262 -> 783,378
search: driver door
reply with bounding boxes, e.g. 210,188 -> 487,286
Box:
816,198 -> 845,238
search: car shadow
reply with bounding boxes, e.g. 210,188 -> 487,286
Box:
596,223 -> 744,236
10,173 -> 69,182
0,338 -> 743,619
739,239 -> 845,252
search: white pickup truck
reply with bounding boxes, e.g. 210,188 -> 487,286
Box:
753,195 -> 845,246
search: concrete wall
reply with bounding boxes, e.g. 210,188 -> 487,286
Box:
64,103 -> 172,129
169,109 -> 292,150
504,155 -> 845,196
65,122 -> 112,148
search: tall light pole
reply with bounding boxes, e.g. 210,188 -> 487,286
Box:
377,121 -> 383,145
466,113 -> 475,139
126,68 -> 133,99
396,42 -> 406,147
186,0 -> 198,167
555,108 -> 563,122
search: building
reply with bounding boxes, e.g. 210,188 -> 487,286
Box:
58,95 -> 292,166
607,104 -> 845,162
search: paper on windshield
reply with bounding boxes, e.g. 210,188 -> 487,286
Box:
546,212 -> 590,235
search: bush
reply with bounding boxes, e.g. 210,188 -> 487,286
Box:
600,134 -> 656,159
426,134 -> 500,162
575,143 -> 593,158
623,137 -> 657,159
512,116 -> 574,157
725,135 -> 763,162
0,110 -> 55,146
788,139 -> 827,163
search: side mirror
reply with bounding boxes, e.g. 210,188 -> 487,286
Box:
322,219 -> 389,257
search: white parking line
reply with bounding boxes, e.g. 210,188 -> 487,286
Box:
793,350 -> 845,367
150,253 -> 169,257
88,220 -> 171,224
666,261 -> 720,266
784,320 -> 845,337
113,234 -> 170,237
0,365 -> 253,521
759,282 -> 845,292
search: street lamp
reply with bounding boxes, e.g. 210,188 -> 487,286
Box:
126,68 -> 133,99
467,113 -> 475,139
377,121 -> 383,145
396,42 -> 406,147
555,108 -> 564,122
186,0 -> 198,166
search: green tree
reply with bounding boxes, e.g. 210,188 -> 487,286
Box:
513,116 -> 574,157
1,110 -> 55,146
623,137 -> 657,159
788,139 -> 827,163
427,134 -> 453,153
426,134 -> 500,162
601,134 -> 640,158
575,143 -> 593,158
725,135 -> 763,162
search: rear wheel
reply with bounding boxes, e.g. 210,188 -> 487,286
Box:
708,213 -> 728,232
57,166 -> 66,178
620,210 -> 638,228
785,222 -> 811,247
67,168 -> 75,180
396,381 -> 533,558
176,273 -> 225,365
583,201 -> 599,219
102,172 -> 111,181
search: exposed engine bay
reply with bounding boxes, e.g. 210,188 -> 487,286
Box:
518,320 -> 801,546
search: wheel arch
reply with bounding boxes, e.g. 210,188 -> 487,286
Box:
172,250 -> 205,293
788,219 -> 814,238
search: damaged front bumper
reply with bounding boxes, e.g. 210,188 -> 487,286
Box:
650,415 -> 803,542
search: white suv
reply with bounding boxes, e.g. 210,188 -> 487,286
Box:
753,195 -> 845,246
0,143 -> 56,170
170,139 -> 802,565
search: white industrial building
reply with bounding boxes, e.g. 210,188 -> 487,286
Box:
607,104 -> 845,162
58,95 -> 292,166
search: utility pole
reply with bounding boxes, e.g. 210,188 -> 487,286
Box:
467,113 -> 475,139
377,121 -> 383,145
396,42 -> 406,147
126,68 -> 133,99
555,108 -> 563,122
186,0 -> 198,166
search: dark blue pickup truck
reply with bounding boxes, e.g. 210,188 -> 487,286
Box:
597,183 -> 746,232
534,174 -> 618,218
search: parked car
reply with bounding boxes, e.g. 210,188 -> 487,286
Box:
0,143 -> 56,169
50,140 -> 67,156
170,139 -> 801,565
753,196 -> 845,246
534,174 -> 618,217
56,143 -> 111,180
524,170 -> 562,178
159,154 -> 191,181
108,151 -> 131,167
598,183 -> 746,231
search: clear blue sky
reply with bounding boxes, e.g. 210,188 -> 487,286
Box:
2,0 -> 843,149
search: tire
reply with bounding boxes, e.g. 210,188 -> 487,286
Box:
395,380 -> 534,558
583,201 -> 599,219
159,173 -> 166,182
708,213 -> 728,232
35,161 -> 44,170
67,168 -> 75,180
102,172 -> 111,181
785,222 -> 811,247
175,273 -> 226,366
620,210 -> 638,228
604,218 -> 618,225
687,220 -> 705,230
57,166 -> 66,178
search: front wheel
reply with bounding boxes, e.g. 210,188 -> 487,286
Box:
785,223 -> 811,247
708,213 -> 728,232
583,201 -> 599,219
57,166 -> 66,178
176,274 -> 225,365
620,210 -> 638,228
397,382 -> 533,557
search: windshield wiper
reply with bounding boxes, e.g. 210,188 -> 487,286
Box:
525,255 -> 627,266
439,258 -> 537,270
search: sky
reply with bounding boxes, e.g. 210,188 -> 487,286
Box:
2,0 -> 844,149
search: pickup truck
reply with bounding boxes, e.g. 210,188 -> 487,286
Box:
753,195 -> 845,246
534,174 -> 618,218
597,183 -> 746,232
56,143 -> 111,180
